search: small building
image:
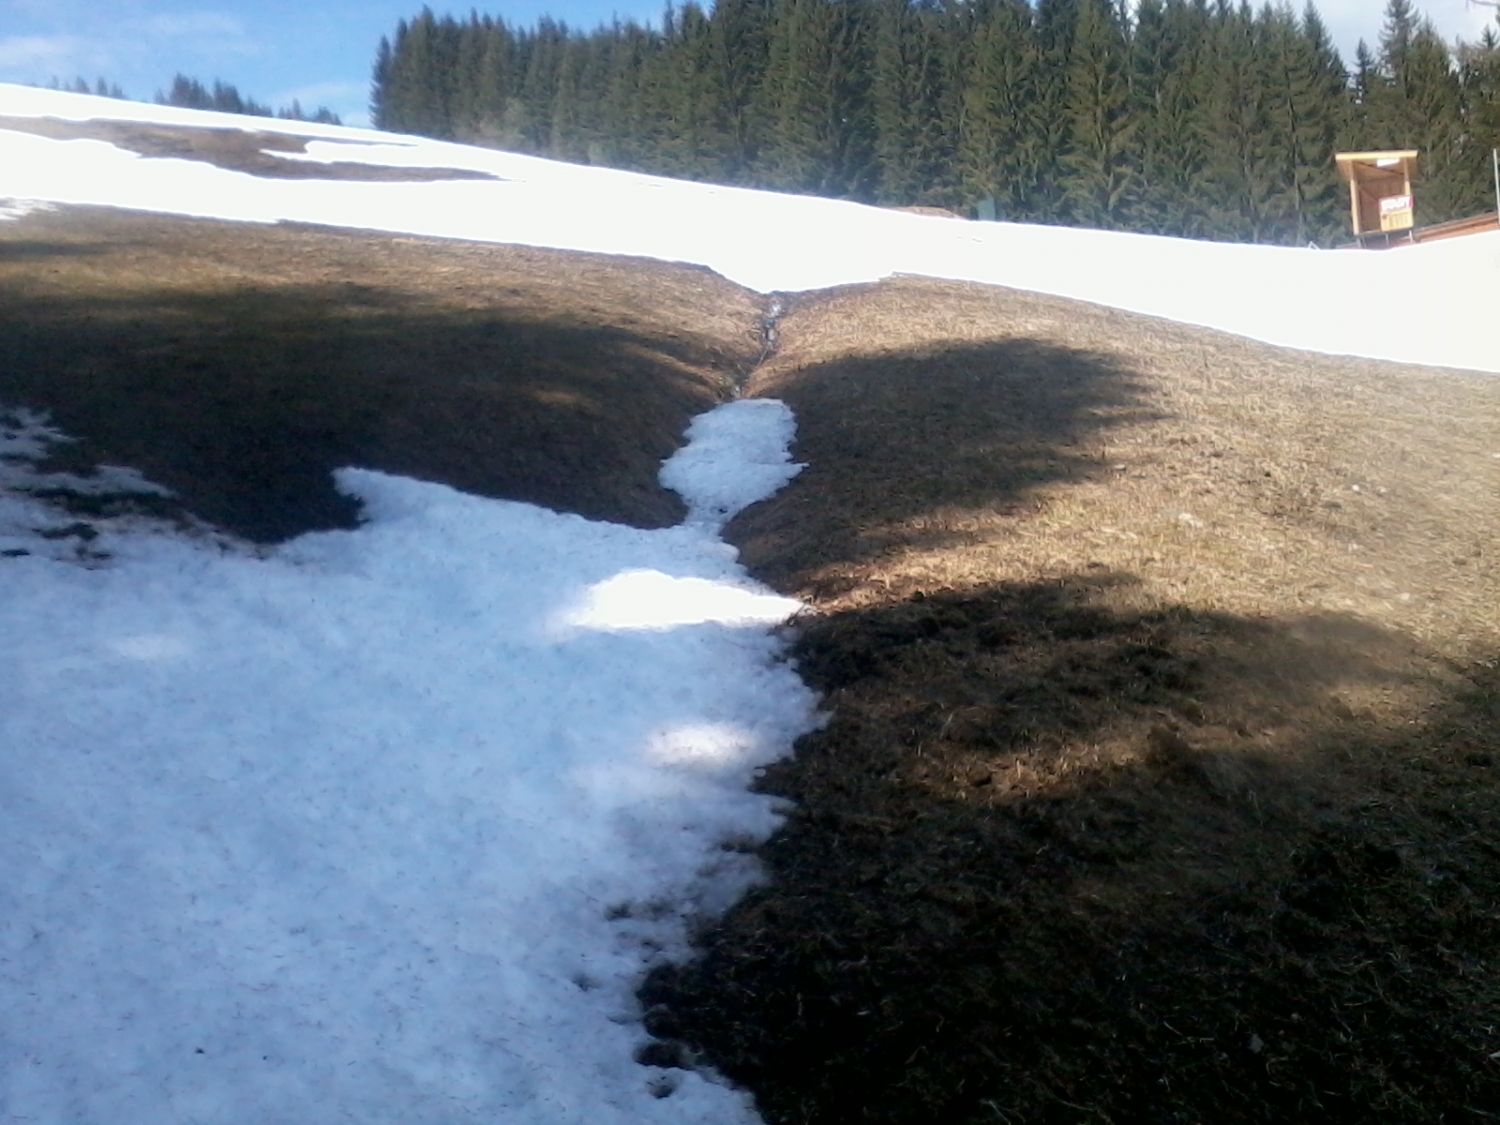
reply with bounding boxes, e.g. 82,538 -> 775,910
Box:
1335,150 -> 1418,245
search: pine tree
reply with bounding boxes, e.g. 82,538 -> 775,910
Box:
1139,0 -> 1217,237
449,15 -> 490,141
1367,0 -> 1420,145
1197,2 -> 1281,241
958,0 -> 1043,217
159,74 -> 212,110
1130,0 -> 1217,234
1127,0 -> 1170,229
469,20 -> 518,146
873,0 -> 955,204
1260,2 -> 1344,244
1459,27 -> 1500,208
359,0 -> 1464,245
1030,0 -> 1082,219
1348,38 -> 1378,145
1404,21 -> 1468,220
820,0 -> 878,198
1297,3 -> 1350,242
597,23 -> 655,167
371,35 -> 395,128
516,17 -> 569,152
384,10 -> 451,136
1062,0 -> 1135,226
707,0 -> 774,177
871,0 -> 914,202
634,2 -> 728,178
548,35 -> 590,161
760,0 -> 873,197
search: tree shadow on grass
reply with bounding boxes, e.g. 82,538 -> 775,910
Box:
642,574 -> 1500,1122
732,335 -> 1164,592
0,241 -> 109,262
0,280 -> 740,541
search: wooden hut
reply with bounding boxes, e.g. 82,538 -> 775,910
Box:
1335,151 -> 1418,244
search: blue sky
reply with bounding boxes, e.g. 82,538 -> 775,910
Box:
2,1 -> 1496,129
0,0 -> 667,126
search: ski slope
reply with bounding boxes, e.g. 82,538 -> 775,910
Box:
0,83 -> 1494,1125
1,83 -> 1496,374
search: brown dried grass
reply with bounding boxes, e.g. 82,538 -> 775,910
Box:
646,277 -> 1500,1123
740,279 -> 1500,655
0,206 -> 761,540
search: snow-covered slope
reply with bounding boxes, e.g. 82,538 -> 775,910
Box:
2,83 -> 1496,373
0,400 -> 812,1123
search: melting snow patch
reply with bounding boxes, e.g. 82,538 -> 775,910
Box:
556,568 -> 801,634
0,197 -> 49,221
659,399 -> 804,530
0,405 -> 185,561
0,407 -> 816,1123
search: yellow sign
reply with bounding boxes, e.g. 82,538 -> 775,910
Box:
1379,192 -> 1414,232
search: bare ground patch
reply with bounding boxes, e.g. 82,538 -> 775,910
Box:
644,279 -> 1500,1122
0,207 -> 762,541
0,116 -> 494,181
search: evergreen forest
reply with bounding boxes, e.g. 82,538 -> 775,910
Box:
43,74 -> 343,126
370,0 -> 1500,246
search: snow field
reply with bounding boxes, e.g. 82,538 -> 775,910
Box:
0,402 -> 817,1122
1,83 -> 1497,373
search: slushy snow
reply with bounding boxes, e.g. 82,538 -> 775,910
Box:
1,402 -> 816,1122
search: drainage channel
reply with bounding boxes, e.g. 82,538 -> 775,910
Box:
734,294 -> 786,396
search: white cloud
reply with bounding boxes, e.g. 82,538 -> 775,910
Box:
269,80 -> 369,126
0,33 -> 109,74
141,9 -> 257,57
1,0 -> 75,17
0,7 -> 259,87
144,10 -> 247,40
274,79 -> 365,107
1319,0 -> 1497,57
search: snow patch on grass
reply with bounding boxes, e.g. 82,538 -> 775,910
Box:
0,406 -> 183,560
660,399 -> 805,531
0,197 -> 50,221
0,402 -> 815,1123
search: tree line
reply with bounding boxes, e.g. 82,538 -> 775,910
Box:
370,0 -> 1500,246
44,74 -> 342,126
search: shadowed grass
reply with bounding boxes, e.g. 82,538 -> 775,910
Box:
0,208 -> 763,540
646,576 -> 1500,1122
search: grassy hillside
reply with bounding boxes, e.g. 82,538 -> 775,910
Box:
0,209 -> 761,541
644,278 -> 1500,1122
4,189 -> 1497,1120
